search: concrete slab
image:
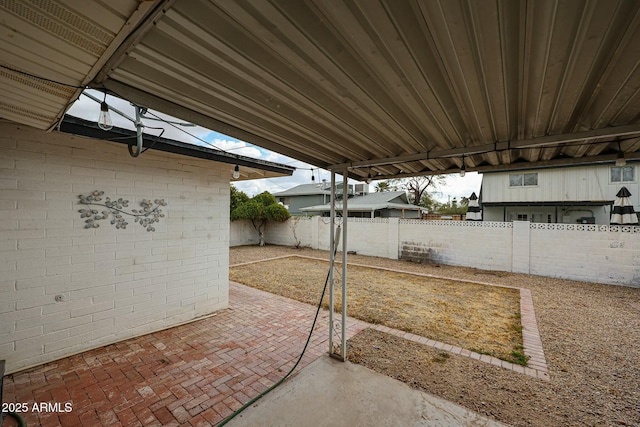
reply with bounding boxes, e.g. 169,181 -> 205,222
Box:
226,356 -> 510,427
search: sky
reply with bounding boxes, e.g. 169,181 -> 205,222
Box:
67,90 -> 482,203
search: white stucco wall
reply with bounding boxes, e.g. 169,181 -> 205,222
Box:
232,218 -> 639,287
529,224 -> 640,285
0,122 -> 231,373
398,220 -> 514,271
229,219 -> 259,247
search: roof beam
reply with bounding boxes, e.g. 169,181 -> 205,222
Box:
50,0 -> 163,130
329,124 -> 640,170
371,151 -> 640,181
92,0 -> 176,85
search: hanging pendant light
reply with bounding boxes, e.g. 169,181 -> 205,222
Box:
97,93 -> 113,131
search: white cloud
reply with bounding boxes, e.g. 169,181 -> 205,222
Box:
436,172 -> 483,202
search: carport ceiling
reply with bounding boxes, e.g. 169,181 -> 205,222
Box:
2,0 -> 640,181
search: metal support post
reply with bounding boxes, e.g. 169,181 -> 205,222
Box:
340,168 -> 348,361
328,171 -> 336,356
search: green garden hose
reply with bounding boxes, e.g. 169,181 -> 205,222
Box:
3,411 -> 27,427
218,237 -> 340,426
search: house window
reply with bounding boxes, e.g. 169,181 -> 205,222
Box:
517,213 -> 528,221
509,173 -> 538,187
610,166 -> 634,182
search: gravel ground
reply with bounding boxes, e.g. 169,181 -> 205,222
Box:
230,245 -> 640,427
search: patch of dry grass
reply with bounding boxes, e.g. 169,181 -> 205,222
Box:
230,256 -> 523,363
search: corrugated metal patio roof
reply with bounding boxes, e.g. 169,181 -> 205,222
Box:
2,0 -> 640,180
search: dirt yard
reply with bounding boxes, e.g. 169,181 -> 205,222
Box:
230,245 -> 640,427
230,256 -> 524,364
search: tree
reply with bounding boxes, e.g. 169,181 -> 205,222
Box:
230,184 -> 249,214
374,181 -> 394,192
230,191 -> 290,246
387,175 -> 446,205
419,192 -> 442,213
436,196 -> 470,215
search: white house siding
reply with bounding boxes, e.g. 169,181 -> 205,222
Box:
481,165 -> 638,224
0,122 -> 230,373
482,165 -> 638,203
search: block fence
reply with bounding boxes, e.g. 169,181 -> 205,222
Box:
231,217 -> 640,287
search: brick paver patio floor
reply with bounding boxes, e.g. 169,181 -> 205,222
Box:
3,270 -> 547,426
3,282 -> 364,427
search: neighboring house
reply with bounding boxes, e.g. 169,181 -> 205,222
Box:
273,183 -> 331,215
300,191 -> 422,218
274,182 -> 369,215
480,164 -> 639,224
0,117 -> 293,373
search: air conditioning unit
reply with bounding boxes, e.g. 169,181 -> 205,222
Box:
354,183 -> 369,196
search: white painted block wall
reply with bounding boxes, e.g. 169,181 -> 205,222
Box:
229,219 -> 260,247
398,221 -> 513,271
529,226 -> 640,285
511,221 -> 531,274
0,122 -> 231,373
263,217 -> 312,248
233,219 -> 639,287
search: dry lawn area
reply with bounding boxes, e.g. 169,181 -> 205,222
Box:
230,255 -> 524,364
230,246 -> 640,427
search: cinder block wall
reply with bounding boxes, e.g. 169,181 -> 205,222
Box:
398,220 -> 513,271
229,219 -> 259,247
0,122 -> 230,373
529,225 -> 640,285
234,218 -> 640,287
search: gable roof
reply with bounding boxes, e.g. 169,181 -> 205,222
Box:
348,191 -> 409,205
300,191 -> 418,213
273,184 -> 331,197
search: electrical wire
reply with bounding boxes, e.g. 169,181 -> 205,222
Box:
217,245 -> 339,426
137,125 -> 165,154
129,109 -> 232,154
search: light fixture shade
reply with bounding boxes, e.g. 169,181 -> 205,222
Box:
616,151 -> 627,167
98,102 -> 113,131
459,162 -> 466,177
233,165 -> 240,179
